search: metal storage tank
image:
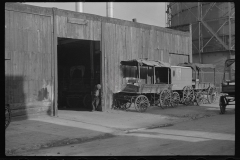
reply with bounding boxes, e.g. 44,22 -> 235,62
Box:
166,2 -> 235,91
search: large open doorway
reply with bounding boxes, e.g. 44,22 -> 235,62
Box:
57,38 -> 101,111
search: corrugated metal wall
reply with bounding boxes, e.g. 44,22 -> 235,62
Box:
101,22 -> 191,109
5,4 -> 53,118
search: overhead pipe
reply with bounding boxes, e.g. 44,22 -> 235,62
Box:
75,2 -> 84,12
106,2 -> 113,18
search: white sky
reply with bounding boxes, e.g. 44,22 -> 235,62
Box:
24,2 -> 167,27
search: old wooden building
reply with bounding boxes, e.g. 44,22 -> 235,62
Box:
5,3 -> 192,118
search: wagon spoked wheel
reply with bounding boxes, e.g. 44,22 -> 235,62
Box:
159,89 -> 171,109
134,95 -> 150,112
219,96 -> 226,114
171,91 -> 180,107
83,94 -> 91,108
195,91 -> 204,106
182,86 -> 194,106
207,87 -> 217,104
124,102 -> 132,110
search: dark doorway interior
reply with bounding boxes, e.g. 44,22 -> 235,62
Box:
57,38 -> 101,111
155,67 -> 171,84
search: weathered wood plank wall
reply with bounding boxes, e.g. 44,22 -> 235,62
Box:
101,22 -> 191,109
5,4 -> 53,118
56,11 -> 101,41
5,3 -> 192,113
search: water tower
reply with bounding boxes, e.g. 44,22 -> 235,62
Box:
166,2 -> 235,72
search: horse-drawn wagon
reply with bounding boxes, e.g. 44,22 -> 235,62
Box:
113,59 -> 173,112
113,59 -> 218,112
113,59 -> 203,112
177,62 -> 218,105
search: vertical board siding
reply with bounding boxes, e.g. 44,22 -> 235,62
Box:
6,4 -> 191,113
130,27 -> 136,59
57,16 -> 101,41
102,22 -> 191,110
5,9 -> 52,117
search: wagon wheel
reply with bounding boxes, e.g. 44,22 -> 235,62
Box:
171,91 -> 180,107
195,91 -> 204,106
83,94 -> 91,108
159,89 -> 171,109
182,86 -> 195,106
207,87 -> 218,104
219,96 -> 227,114
134,95 -> 150,112
124,102 -> 132,110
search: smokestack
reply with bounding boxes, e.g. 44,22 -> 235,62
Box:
132,18 -> 137,22
75,2 -> 83,12
106,2 -> 113,18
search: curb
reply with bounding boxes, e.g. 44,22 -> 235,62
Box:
6,133 -> 115,156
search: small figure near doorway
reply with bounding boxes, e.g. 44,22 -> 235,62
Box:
92,84 -> 101,111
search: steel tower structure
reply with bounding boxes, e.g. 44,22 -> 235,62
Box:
166,2 -> 235,66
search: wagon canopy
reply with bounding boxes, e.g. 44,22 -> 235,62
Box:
121,59 -> 171,67
225,59 -> 235,67
177,62 -> 215,71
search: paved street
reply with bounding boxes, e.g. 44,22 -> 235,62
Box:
6,103 -> 235,156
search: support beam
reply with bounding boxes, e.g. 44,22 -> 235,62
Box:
198,2 -> 202,63
202,2 -> 216,20
52,8 -> 58,117
201,20 -> 229,50
201,20 -> 228,51
184,3 -> 198,20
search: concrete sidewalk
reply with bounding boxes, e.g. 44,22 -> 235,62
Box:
5,115 -> 117,156
6,103 -> 231,156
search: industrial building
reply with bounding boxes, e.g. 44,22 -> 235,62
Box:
5,3 -> 192,118
166,2 -> 235,90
